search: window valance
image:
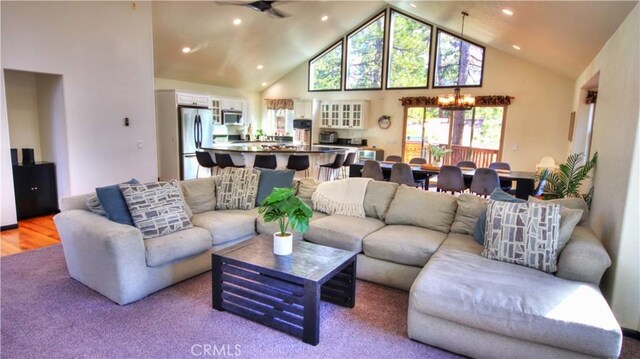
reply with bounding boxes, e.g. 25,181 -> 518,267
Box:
399,95 -> 514,107
265,99 -> 294,110
585,91 -> 597,104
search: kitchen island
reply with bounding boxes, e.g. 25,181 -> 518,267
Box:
202,144 -> 352,178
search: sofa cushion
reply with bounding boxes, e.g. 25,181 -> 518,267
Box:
411,250 -> 622,358
450,194 -> 486,235
255,168 -> 295,206
119,180 -> 193,239
304,215 -> 385,252
438,232 -> 483,255
95,178 -> 139,226
86,195 -> 107,217
528,197 -> 584,252
256,211 -> 327,240
385,185 -> 457,233
295,177 -> 320,198
216,168 -> 260,210
363,225 -> 446,266
363,181 -> 399,220
179,177 -> 216,214
191,209 -> 258,246
529,196 -> 590,225
144,227 -> 212,267
482,200 -> 561,273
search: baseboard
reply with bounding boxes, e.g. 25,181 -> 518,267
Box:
1,223 -> 18,231
623,327 -> 640,340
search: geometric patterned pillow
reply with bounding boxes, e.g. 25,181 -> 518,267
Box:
481,200 -> 561,273
215,168 -> 260,210
119,180 -> 192,239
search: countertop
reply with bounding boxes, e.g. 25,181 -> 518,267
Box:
202,144 -> 348,154
312,143 -> 368,148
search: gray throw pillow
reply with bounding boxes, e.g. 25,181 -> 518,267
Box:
295,177 -> 320,198
473,188 -> 526,244
363,181 -> 399,220
528,197 -> 583,252
385,185 -> 458,233
482,200 -> 562,273
528,196 -> 589,225
216,168 -> 260,210
451,194 -> 487,235
180,177 -> 216,214
86,195 -> 107,217
255,168 -> 295,206
119,180 -> 193,239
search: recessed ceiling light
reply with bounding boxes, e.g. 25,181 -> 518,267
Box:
256,64 -> 264,70
410,3 -> 417,8
502,9 -> 514,16
182,47 -> 191,54
512,45 -> 521,50
261,82 -> 268,87
233,18 -> 242,25
321,15 -> 329,22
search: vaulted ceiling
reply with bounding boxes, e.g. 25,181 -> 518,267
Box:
152,1 -> 638,92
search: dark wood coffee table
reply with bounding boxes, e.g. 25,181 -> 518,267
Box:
211,235 -> 357,345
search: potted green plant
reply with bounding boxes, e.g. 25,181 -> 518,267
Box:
255,129 -> 266,141
428,144 -> 453,167
541,152 -> 598,208
258,187 -> 313,255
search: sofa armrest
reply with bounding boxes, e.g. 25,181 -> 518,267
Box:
53,210 -> 148,304
556,225 -> 611,285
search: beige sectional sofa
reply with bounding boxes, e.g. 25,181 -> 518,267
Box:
54,177 -> 622,358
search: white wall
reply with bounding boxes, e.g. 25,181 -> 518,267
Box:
1,1 -> 157,226
571,4 -> 640,331
261,45 -> 574,171
4,70 -> 42,163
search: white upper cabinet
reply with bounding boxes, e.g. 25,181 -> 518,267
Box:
176,92 -> 211,108
293,100 -> 313,119
221,98 -> 243,111
319,100 -> 369,129
211,98 -> 222,124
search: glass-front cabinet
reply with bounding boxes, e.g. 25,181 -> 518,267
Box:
320,103 -> 331,127
211,98 -> 221,124
319,100 -> 368,129
341,103 -> 351,127
330,103 -> 341,127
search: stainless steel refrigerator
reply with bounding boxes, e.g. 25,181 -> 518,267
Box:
180,107 -> 213,180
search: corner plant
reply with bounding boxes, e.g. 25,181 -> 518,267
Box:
258,187 -> 312,236
542,152 -> 598,208
428,144 -> 453,161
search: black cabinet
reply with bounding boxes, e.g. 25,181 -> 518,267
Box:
12,162 -> 59,219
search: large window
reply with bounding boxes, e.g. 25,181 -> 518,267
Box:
386,10 -> 432,89
309,40 -> 343,91
345,12 -> 386,90
433,29 -> 485,88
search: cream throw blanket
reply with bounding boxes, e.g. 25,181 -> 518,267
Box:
312,178 -> 373,217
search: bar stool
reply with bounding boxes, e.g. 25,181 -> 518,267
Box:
286,155 -> 310,177
195,151 -> 216,178
254,154 -> 277,169
215,153 -> 245,172
319,153 -> 345,181
341,152 -> 356,178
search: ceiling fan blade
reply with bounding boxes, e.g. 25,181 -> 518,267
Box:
215,1 -> 248,6
266,7 -> 290,18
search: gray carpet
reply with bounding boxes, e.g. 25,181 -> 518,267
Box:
1,244 -> 638,358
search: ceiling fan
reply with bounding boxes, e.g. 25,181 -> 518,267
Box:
216,1 -> 291,19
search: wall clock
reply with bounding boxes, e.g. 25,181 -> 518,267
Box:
378,115 -> 391,129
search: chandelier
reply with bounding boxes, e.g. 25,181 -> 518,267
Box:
438,88 -> 475,111
437,12 -> 475,111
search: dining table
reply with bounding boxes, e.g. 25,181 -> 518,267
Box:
349,161 -> 538,200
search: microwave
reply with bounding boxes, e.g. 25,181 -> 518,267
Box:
222,110 -> 243,125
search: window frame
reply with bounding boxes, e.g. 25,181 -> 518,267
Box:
385,9 -> 434,90
308,39 -> 345,92
432,28 -> 486,89
344,10 -> 388,91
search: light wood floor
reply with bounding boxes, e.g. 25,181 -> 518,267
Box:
0,215 -> 60,257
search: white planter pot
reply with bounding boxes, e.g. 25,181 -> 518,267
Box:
273,233 -> 293,256
434,160 -> 443,167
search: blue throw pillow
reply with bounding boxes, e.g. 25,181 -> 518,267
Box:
473,188 -> 526,245
96,179 -> 139,226
255,169 -> 295,206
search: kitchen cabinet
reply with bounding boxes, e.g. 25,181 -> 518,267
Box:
211,98 -> 222,124
176,92 -> 211,107
221,98 -> 243,111
13,162 -> 58,219
319,101 -> 369,129
293,100 -> 313,119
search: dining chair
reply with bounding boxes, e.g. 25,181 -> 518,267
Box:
456,161 -> 477,169
341,152 -> 357,178
362,160 -> 384,181
437,165 -> 466,194
409,157 -> 427,165
319,153 -> 346,181
470,168 -> 501,197
489,162 -> 513,192
385,155 -> 403,162
215,153 -> 245,171
253,154 -> 277,169
195,151 -> 216,178
286,155 -> 310,177
390,162 -> 419,187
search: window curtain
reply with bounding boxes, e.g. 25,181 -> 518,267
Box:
399,95 -> 514,107
585,91 -> 597,104
265,98 -> 294,110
